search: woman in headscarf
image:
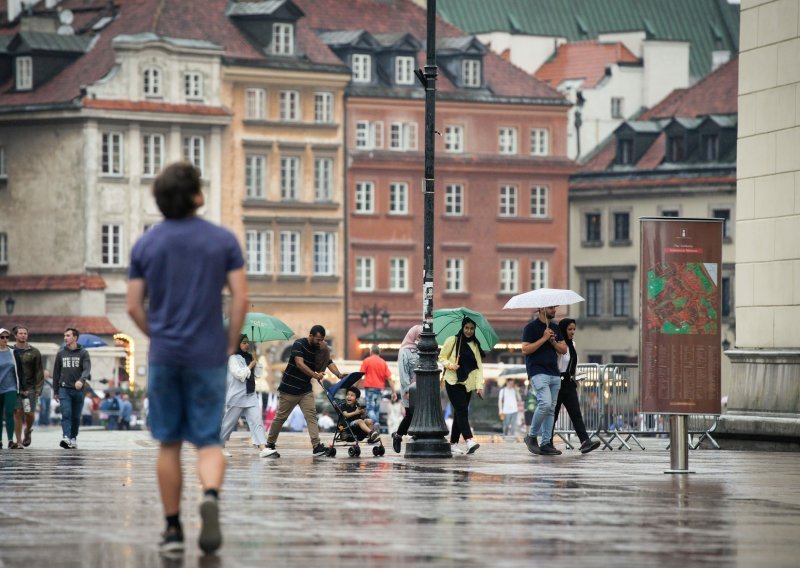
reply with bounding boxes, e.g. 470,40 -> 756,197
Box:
439,317 -> 484,454
391,324 -> 422,453
220,335 -> 271,458
553,318 -> 600,454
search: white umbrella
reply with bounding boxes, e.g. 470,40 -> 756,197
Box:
503,288 -> 585,310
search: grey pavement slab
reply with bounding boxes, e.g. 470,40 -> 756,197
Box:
1,427 -> 799,567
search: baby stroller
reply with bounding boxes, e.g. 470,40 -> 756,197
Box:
324,372 -> 386,458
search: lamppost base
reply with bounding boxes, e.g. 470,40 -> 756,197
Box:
404,437 -> 452,458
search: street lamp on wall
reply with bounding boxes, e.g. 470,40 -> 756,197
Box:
361,304 -> 390,337
4,294 -> 14,316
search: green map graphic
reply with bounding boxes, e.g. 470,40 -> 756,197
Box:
646,262 -> 718,334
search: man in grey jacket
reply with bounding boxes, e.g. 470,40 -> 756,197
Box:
53,328 -> 91,449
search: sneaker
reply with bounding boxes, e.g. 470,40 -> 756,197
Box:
466,439 -> 480,454
524,434 -> 541,455
60,437 -> 71,450
580,440 -> 601,454
159,526 -> 185,555
198,496 -> 222,554
312,443 -> 328,457
222,449 -> 232,458
259,447 -> 279,458
368,430 -> 380,443
539,443 -> 562,456
391,432 -> 402,454
22,428 -> 32,447
450,444 -> 466,455
69,438 -> 77,449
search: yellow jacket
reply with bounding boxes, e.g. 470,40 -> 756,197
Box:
439,335 -> 484,392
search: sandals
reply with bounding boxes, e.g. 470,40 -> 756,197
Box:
8,441 -> 22,449
22,428 -> 32,447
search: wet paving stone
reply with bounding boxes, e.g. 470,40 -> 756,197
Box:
1,427 -> 799,567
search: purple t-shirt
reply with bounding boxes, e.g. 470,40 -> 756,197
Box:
129,217 -> 244,367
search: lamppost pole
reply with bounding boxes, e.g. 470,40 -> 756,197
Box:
406,0 -> 450,458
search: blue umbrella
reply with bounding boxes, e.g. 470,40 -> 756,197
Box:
77,333 -> 108,348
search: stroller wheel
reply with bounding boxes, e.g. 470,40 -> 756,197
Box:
348,446 -> 357,457
328,447 -> 337,457
372,445 -> 382,457
354,445 -> 362,457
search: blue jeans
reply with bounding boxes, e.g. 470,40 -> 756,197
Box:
39,396 -> 51,426
365,388 -> 382,425
528,374 -> 561,446
59,388 -> 83,440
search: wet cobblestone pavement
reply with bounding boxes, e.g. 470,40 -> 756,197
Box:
1,427 -> 799,567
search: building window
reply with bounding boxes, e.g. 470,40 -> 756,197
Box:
530,260 -> 548,290
143,67 -> 162,97
280,90 -> 300,122
389,182 -> 409,214
445,258 -> 465,292
721,276 -> 732,318
585,212 -> 602,243
611,97 -> 624,119
314,158 -> 333,202
272,22 -> 294,55
444,125 -> 464,153
667,135 -> 685,162
586,279 -> 601,317
245,230 -> 273,275
279,231 -> 300,275
183,136 -> 204,175
613,279 -> 631,317
530,128 -> 549,156
15,56 -> 32,90
355,256 -> 375,291
444,184 -> 464,216
617,138 -> 633,164
0,146 -> 5,178
499,127 -> 518,155
313,232 -> 336,276
280,156 -> 300,200
352,53 -> 372,83
613,212 -> 630,242
500,259 -> 519,293
390,122 -> 418,151
530,186 -> 548,218
462,59 -> 481,87
101,224 -> 123,266
142,134 -> 164,177
245,88 -> 266,119
389,257 -> 409,291
703,134 -> 720,161
184,72 -> 203,100
101,132 -> 124,176
661,208 -> 679,217
395,56 -> 415,85
499,185 -> 517,217
314,92 -> 333,123
712,208 -> 732,240
0,233 -> 7,266
355,120 -> 383,149
245,155 -> 267,199
355,181 -> 375,213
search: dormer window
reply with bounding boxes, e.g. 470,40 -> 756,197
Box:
395,56 -> 415,85
184,72 -> 203,100
667,135 -> 685,162
352,53 -> 372,83
15,56 -> 32,91
617,138 -> 633,165
462,59 -> 481,87
143,67 -> 162,97
702,133 -> 719,161
272,22 -> 294,55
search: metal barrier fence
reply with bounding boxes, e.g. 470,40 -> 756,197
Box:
552,364 -> 720,450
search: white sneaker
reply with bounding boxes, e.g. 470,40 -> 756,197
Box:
69,438 -> 78,449
450,444 -> 466,455
466,439 -> 480,454
259,447 -> 279,458
222,449 -> 232,458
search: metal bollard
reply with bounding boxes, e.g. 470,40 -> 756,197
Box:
665,415 -> 693,474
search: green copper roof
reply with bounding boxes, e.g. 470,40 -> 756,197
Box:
436,0 -> 739,79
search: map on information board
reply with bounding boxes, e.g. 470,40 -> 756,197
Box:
645,261 -> 719,335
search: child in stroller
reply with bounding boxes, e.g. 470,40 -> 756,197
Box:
324,372 -> 386,457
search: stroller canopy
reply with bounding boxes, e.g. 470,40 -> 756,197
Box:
326,372 -> 364,398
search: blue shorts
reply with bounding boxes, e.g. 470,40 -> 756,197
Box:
148,364 -> 226,448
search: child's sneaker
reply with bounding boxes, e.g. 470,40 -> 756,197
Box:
159,526 -> 185,555
198,495 -> 222,554
368,430 -> 380,443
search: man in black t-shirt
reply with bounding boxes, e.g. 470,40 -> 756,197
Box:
521,306 -> 567,456
263,325 -> 344,457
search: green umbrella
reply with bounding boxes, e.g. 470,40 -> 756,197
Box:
241,312 -> 295,343
432,307 -> 499,353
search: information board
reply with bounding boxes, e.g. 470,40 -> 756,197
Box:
640,218 -> 722,415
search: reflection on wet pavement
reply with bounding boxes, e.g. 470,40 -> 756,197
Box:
1,429 -> 799,567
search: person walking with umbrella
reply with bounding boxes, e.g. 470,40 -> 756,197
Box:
522,306 -> 568,456
439,317 -> 484,454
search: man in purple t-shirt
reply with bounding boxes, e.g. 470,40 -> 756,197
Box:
127,162 -> 247,556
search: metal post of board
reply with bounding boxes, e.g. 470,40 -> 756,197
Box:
665,415 -> 693,474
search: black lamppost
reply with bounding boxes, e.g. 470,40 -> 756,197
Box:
4,294 -> 14,316
406,0 -> 450,458
361,304 -> 390,340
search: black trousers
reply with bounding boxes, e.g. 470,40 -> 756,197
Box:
552,378 -> 589,443
396,407 -> 414,437
445,382 -> 473,443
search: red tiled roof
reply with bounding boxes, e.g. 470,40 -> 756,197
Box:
0,274 -> 107,291
0,315 -> 119,335
535,41 -> 640,89
579,140 -> 617,171
640,57 -> 738,120
83,98 -> 231,116
571,174 -> 735,190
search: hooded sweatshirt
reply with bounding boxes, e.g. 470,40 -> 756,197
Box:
53,345 -> 91,390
